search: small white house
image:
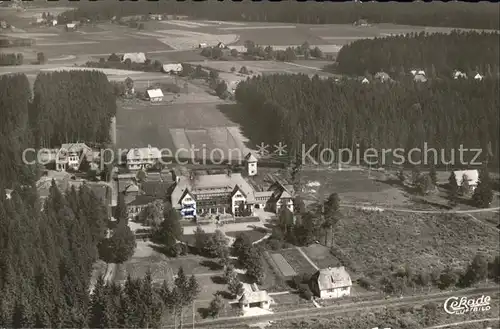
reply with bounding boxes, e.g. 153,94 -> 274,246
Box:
51,19 -> 57,26
239,290 -> 272,311
453,169 -> 479,192
216,42 -> 226,49
417,70 -> 426,76
414,74 -> 427,83
162,63 -> 183,74
410,69 -> 417,76
474,73 -> 484,81
36,17 -> 46,24
198,42 -> 207,48
146,88 -> 164,102
66,23 -> 76,30
453,70 -> 467,79
310,266 -> 352,299
361,77 -> 370,84
122,52 -> 147,64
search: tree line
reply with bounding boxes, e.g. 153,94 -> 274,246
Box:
335,30 -> 500,76
234,74 -> 500,167
0,53 -> 23,66
59,1 -> 499,30
89,267 -> 200,328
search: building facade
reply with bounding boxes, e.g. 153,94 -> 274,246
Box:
310,267 -> 352,299
126,146 -> 162,171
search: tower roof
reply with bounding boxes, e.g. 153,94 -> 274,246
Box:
245,152 -> 258,163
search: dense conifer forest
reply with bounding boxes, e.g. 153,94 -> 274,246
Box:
234,75 -> 500,167
31,71 -> 116,148
57,1 -> 499,30
335,31 -> 500,76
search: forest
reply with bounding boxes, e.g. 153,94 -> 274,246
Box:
234,74 -> 500,167
334,30 -> 500,76
57,1 -> 499,30
31,70 -> 117,148
0,72 -> 116,189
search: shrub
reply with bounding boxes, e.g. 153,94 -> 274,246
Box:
298,283 -> 313,300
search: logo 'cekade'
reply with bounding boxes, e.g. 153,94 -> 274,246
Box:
444,295 -> 491,315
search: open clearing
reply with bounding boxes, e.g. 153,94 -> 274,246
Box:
332,209 -> 500,279
114,241 -> 174,285
116,101 -> 251,159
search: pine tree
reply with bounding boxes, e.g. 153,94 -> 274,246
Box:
459,174 -> 471,195
472,169 -> 493,208
448,172 -> 458,204
208,294 -> 225,318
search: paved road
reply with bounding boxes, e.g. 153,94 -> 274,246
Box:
166,286 -> 499,328
340,203 -> 500,214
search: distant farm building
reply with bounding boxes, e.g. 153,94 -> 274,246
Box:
51,19 -> 57,26
65,23 -> 77,31
162,63 -> 183,74
36,17 -> 46,24
413,74 -> 427,83
146,88 -> 164,102
0,21 -> 7,29
216,42 -> 226,49
353,19 -> 369,27
198,42 -> 207,48
474,73 -> 484,81
310,267 -> 352,299
374,71 -> 391,83
122,52 -> 147,64
453,70 -> 467,79
453,169 -> 479,191
361,77 -> 370,84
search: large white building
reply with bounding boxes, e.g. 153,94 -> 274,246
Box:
453,169 -> 479,192
57,143 -> 93,171
170,154 -> 294,220
126,146 -> 162,171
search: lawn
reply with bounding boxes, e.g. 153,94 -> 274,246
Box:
114,250 -> 174,285
279,248 -> 317,276
270,293 -> 315,313
302,244 -> 341,270
331,208 -> 500,280
116,101 -> 247,158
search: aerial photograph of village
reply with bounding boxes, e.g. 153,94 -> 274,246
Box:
0,1 -> 499,328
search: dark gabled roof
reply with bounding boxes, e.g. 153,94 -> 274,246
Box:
126,195 -> 157,207
231,184 -> 247,198
141,181 -> 173,198
178,188 -> 195,204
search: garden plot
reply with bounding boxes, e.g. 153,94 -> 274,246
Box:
169,128 -> 191,158
206,127 -> 240,152
279,248 -> 317,276
269,253 -> 296,277
185,129 -> 219,158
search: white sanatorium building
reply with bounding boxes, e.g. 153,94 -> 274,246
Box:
310,266 -> 352,299
168,153 -> 294,219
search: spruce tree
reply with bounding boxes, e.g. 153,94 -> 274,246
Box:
448,172 -> 458,202
472,169 -> 493,208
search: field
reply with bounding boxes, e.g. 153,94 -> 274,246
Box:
116,100 -> 252,160
331,209 -> 500,279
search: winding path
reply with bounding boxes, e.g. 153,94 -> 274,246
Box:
340,203 -> 500,214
